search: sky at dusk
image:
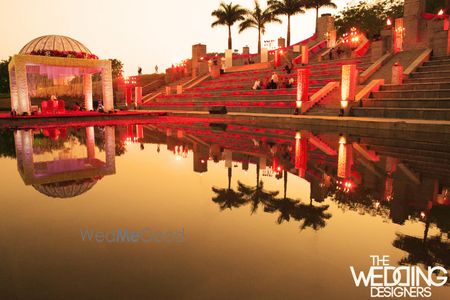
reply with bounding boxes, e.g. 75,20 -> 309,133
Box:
0,0 -> 358,75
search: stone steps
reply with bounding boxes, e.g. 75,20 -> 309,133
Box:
410,70 -> 450,78
403,76 -> 450,84
380,82 -> 450,91
352,107 -> 450,120
361,98 -> 450,108
417,64 -> 450,72
422,56 -> 450,66
305,107 -> 340,116
372,90 -> 450,99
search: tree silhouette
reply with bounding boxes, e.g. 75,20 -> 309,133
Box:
211,2 -> 248,50
239,0 -> 282,53
268,0 -> 305,46
211,167 -> 247,210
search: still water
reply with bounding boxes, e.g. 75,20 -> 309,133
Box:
0,117 -> 448,300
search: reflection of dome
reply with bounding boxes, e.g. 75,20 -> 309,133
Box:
32,178 -> 99,199
19,35 -> 92,55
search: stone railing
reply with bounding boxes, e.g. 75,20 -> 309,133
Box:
355,79 -> 385,102
403,48 -> 432,76
301,81 -> 340,114
359,53 -> 392,84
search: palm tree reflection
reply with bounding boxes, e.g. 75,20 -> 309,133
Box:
211,167 -> 247,210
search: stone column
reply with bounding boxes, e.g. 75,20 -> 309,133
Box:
101,62 -> 114,112
225,49 -> 233,69
260,48 -> 268,63
83,74 -> 93,111
403,0 -> 427,49
15,60 -> 30,115
328,30 -> 337,48
9,67 -> 19,112
301,45 -> 309,65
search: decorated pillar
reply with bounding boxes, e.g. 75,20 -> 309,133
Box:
295,68 -> 310,114
101,62 -> 114,112
337,135 -> 353,180
274,50 -> 282,68
86,126 -> 95,160
9,67 -> 19,113
15,60 -> 30,115
294,132 -> 308,178
341,64 -> 358,116
301,45 -> 309,65
83,74 -> 93,111
394,18 -> 405,53
135,86 -> 143,106
15,130 -> 35,179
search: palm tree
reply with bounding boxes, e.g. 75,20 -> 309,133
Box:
239,0 -> 282,53
305,0 -> 337,35
211,2 -> 248,50
268,0 -> 305,46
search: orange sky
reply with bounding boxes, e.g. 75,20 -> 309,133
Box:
0,0 -> 354,75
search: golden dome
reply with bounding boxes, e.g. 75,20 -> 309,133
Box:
19,35 -> 92,55
32,178 -> 98,199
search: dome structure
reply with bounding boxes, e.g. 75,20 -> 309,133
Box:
19,35 -> 92,55
32,178 -> 99,199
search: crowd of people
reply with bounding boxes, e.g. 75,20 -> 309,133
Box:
252,63 -> 295,90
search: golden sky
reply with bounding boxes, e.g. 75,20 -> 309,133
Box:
0,0 -> 353,75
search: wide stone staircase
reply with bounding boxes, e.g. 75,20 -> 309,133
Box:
141,56 -> 371,114
353,55 -> 450,120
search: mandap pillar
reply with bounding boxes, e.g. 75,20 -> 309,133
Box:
104,126 -> 116,173
101,62 -> 114,112
86,127 -> 95,160
15,60 -> 30,115
9,67 -> 19,113
83,74 -> 93,111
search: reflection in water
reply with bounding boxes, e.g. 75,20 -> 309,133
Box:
0,119 -> 448,296
13,126 -> 116,198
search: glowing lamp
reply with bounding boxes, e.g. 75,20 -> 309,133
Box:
339,135 -> 346,144
420,211 -> 426,218
387,19 -> 392,26
295,132 -> 301,140
340,100 -> 349,109
438,9 -> 444,16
